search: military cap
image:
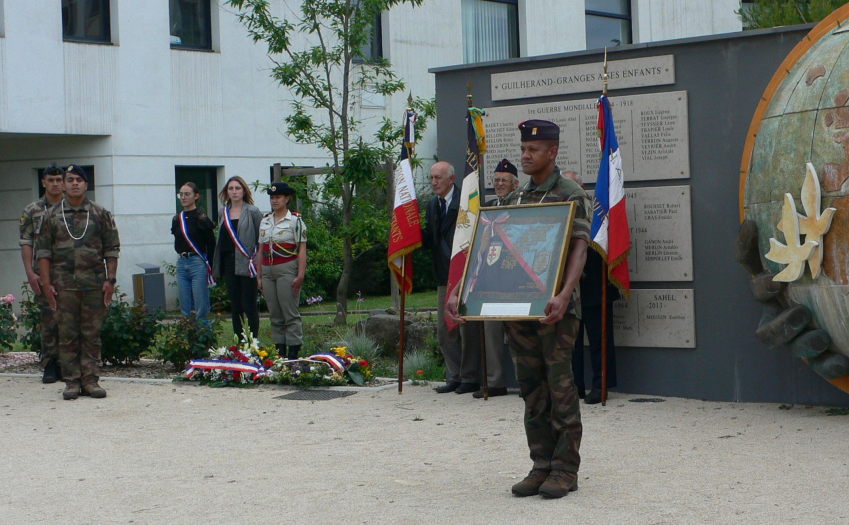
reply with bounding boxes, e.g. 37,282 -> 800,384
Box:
518,119 -> 560,142
65,164 -> 88,182
267,181 -> 296,196
43,162 -> 65,176
494,158 -> 518,176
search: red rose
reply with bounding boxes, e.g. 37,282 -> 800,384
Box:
229,345 -> 238,351
417,369 -> 424,375
232,371 -> 241,381
359,360 -> 368,368
239,356 -> 249,363
263,359 -> 274,368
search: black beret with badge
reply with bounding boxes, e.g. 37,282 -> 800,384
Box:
518,119 -> 560,142
494,158 -> 518,176
66,164 -> 88,182
267,181 -> 296,196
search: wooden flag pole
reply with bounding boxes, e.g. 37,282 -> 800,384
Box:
468,80 -> 489,400
399,254 -> 406,394
601,48 -> 609,407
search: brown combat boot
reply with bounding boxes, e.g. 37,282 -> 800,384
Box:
63,383 -> 81,400
81,383 -> 107,398
511,469 -> 550,497
538,470 -> 578,499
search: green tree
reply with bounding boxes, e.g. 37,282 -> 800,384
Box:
227,0 -> 433,324
737,0 -> 848,28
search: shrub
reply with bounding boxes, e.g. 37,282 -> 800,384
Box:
100,292 -> 165,365
340,330 -> 381,365
18,285 -> 41,353
158,314 -> 222,371
404,349 -> 444,381
0,294 -> 17,350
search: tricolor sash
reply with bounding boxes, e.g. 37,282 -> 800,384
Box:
223,207 -> 258,277
179,211 -> 216,286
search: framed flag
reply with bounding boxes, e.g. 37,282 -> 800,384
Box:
458,202 -> 577,320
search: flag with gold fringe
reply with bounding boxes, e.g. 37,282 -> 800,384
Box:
387,109 -> 422,295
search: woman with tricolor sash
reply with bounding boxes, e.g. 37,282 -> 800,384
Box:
171,182 -> 216,326
257,182 -> 307,360
212,176 -> 263,340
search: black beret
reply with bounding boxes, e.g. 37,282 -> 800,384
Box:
518,119 -> 560,142
267,182 -> 296,196
65,164 -> 88,182
43,162 -> 65,176
494,158 -> 517,176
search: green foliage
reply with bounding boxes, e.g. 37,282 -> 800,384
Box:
158,315 -> 222,371
338,329 -> 382,364
225,0 -> 432,323
403,349 -> 444,381
18,285 -> 41,353
0,298 -> 17,351
100,292 -> 165,365
737,0 -> 847,28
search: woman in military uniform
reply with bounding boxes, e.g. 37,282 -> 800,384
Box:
256,182 -> 307,360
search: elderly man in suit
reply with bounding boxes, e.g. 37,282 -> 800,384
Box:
422,161 -> 481,394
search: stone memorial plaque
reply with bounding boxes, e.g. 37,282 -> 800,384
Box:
625,186 -> 693,282
491,55 -> 675,101
612,289 -> 695,348
482,91 -> 689,187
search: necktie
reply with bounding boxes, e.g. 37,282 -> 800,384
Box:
439,197 -> 447,218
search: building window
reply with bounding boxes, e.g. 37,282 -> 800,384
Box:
62,0 -> 111,43
176,167 -> 219,222
354,13 -> 383,63
586,0 -> 631,50
0,0 -> 6,38
462,0 -> 519,64
170,0 -> 212,50
37,165 -> 96,200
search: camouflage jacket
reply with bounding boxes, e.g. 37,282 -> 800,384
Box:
19,197 -> 56,274
504,166 -> 591,319
36,198 -> 121,291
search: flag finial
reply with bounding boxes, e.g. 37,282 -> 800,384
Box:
603,47 -> 609,96
407,91 -> 413,109
467,79 -> 474,108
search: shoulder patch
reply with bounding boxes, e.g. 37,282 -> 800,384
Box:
20,215 -> 27,226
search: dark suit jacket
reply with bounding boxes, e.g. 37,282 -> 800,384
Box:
581,248 -> 621,307
422,185 -> 460,286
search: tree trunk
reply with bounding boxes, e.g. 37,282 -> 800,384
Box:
334,182 -> 353,325
386,158 -> 400,311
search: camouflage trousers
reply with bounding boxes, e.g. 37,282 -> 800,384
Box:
504,315 -> 582,473
56,290 -> 106,386
37,295 -> 59,367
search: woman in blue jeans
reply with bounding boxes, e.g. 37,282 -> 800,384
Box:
171,182 -> 216,325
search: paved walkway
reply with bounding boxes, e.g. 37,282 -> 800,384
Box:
2,377 -> 847,524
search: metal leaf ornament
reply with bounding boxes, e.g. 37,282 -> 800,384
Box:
775,163 -> 836,279
766,193 -> 818,282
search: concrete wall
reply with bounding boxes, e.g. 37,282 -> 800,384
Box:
633,0 -> 742,44
432,26 -> 849,406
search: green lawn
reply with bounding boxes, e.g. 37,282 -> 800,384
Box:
299,289 -> 438,313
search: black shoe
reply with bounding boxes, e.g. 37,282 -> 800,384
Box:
585,390 -> 602,404
473,387 -> 508,398
455,382 -> 480,394
42,358 -> 59,384
434,381 -> 461,393
287,345 -> 301,361
276,344 -> 287,359
577,387 -> 586,399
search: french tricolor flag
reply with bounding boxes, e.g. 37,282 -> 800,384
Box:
591,95 -> 631,298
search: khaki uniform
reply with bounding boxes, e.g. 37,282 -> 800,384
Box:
503,167 -> 591,474
259,210 -> 307,346
19,198 -> 59,366
36,198 -> 120,386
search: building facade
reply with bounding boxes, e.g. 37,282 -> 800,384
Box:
0,0 -> 741,306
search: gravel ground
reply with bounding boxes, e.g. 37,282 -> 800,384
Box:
2,376 -> 848,524
1,353 -> 181,379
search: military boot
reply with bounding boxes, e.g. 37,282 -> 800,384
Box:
81,383 -> 107,398
511,469 -> 550,497
288,345 -> 301,361
276,344 -> 287,359
538,470 -> 578,499
63,383 -> 81,400
42,358 -> 59,384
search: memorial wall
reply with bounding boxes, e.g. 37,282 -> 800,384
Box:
433,26 -> 849,405
482,56 -> 695,349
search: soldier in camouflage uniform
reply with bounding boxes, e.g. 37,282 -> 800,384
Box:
447,120 -> 589,499
19,163 -> 65,383
36,165 -> 120,400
